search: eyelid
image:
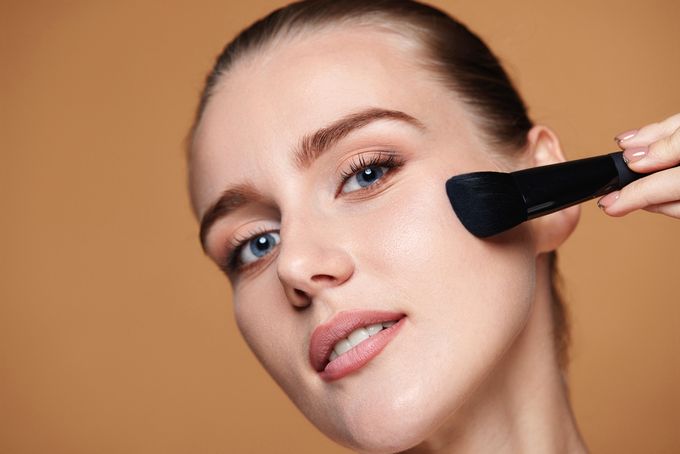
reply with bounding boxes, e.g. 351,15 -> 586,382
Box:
220,223 -> 280,275
336,150 -> 405,196
226,245 -> 280,281
217,150 -> 405,277
335,149 -> 401,173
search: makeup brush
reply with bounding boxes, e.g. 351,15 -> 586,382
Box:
445,151 -> 675,238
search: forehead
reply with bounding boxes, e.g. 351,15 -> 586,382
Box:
190,25 -> 461,216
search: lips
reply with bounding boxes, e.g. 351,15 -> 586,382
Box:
309,310 -> 405,381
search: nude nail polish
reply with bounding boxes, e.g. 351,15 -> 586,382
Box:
597,191 -> 620,209
615,129 -> 638,143
623,146 -> 648,164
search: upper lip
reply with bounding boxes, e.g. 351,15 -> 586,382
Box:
309,309 -> 406,372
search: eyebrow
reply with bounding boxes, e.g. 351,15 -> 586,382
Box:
199,107 -> 425,252
294,107 -> 425,170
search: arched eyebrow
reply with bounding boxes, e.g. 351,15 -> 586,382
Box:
199,183 -> 262,253
294,107 -> 425,170
199,107 -> 425,252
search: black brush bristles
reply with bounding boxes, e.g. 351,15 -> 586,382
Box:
445,171 -> 526,238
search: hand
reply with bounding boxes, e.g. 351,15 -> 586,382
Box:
597,113 -> 680,218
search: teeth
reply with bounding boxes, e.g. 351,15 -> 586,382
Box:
334,339 -> 353,355
366,323 -> 383,336
329,321 -> 398,362
347,327 -> 370,346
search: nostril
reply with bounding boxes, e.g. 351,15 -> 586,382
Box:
293,288 -> 312,309
311,274 -> 335,283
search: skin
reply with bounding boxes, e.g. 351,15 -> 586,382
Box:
189,23 -> 679,453
599,113 -> 680,217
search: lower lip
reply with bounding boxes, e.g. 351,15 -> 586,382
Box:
319,317 -> 406,382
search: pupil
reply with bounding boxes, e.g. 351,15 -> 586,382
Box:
256,236 -> 269,250
358,166 -> 383,186
251,234 -> 272,257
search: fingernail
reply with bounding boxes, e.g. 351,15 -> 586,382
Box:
597,191 -> 620,210
615,129 -> 638,143
622,146 -> 648,164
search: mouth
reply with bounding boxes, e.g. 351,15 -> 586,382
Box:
309,310 -> 406,381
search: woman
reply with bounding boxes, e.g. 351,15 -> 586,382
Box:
185,1 -> 680,452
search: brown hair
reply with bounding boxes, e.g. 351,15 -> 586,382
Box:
187,0 -> 570,367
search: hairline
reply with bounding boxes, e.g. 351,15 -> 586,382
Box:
186,17 -> 434,216
187,16 -> 493,218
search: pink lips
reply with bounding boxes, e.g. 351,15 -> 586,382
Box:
309,310 -> 406,381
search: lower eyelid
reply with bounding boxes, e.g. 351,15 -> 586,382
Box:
229,244 -> 280,279
222,155 -> 405,271
343,163 -> 403,196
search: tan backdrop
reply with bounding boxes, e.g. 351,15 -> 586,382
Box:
1,1 -> 678,453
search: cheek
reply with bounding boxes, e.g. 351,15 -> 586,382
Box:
345,171 -> 537,379
232,275 -> 304,389
328,174 -> 537,447
388,177 -> 536,357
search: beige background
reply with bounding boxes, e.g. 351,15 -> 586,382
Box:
1,1 -> 678,453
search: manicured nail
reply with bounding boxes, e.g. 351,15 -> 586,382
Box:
622,146 -> 648,164
597,191 -> 620,210
615,129 -> 638,143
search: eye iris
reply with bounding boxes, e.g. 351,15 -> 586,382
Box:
250,233 -> 275,257
357,166 -> 384,187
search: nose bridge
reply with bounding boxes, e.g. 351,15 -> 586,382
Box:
277,209 -> 354,303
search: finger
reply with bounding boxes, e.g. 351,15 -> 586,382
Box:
643,201 -> 680,218
615,112 -> 680,148
597,166 -> 680,217
623,126 -> 680,173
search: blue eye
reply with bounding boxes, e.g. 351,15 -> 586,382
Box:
238,231 -> 280,266
341,165 -> 387,193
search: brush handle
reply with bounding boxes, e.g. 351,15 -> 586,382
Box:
513,151 -> 651,219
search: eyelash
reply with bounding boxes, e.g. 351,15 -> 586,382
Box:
221,225 -> 274,275
222,151 -> 405,275
337,151 -> 404,194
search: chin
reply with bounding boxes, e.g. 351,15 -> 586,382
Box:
328,402 -> 445,454
298,372 -> 457,454
320,412 -> 432,453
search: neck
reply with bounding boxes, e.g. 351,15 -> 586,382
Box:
403,253 -> 588,454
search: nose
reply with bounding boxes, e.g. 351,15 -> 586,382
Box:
276,222 -> 354,308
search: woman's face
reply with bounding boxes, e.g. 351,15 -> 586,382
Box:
191,26 -> 538,452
